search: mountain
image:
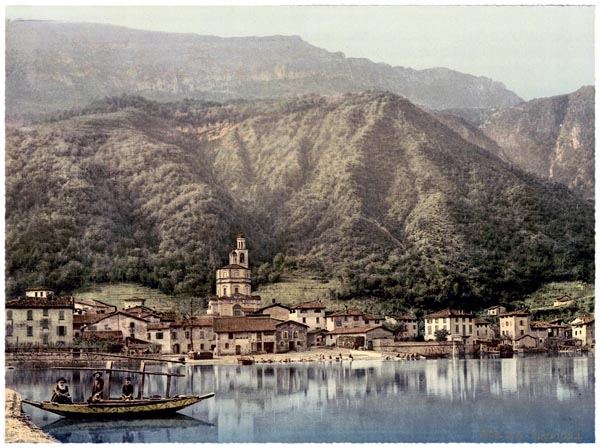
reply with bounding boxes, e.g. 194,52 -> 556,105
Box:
6,20 -> 523,117
5,93 -> 594,312
452,87 -> 594,201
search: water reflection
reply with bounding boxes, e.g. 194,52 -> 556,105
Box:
5,355 -> 594,443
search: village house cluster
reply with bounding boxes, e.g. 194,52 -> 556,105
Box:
5,236 -> 595,356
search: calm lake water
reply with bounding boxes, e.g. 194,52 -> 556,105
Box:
5,355 -> 595,443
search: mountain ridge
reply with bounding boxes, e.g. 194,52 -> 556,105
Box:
5,93 -> 593,312
6,20 -> 523,116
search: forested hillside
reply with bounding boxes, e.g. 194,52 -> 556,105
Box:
5,93 -> 594,311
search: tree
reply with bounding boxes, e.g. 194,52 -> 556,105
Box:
434,328 -> 450,342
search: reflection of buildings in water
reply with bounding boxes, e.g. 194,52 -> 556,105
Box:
500,358 -> 518,394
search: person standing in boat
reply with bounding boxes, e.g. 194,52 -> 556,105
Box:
121,377 -> 134,400
51,377 -> 72,404
88,371 -> 104,403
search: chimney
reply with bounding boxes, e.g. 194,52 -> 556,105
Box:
272,299 -> 276,304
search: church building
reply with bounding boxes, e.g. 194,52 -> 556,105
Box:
207,234 -> 261,316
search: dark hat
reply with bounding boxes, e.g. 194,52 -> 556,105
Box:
57,377 -> 67,383
93,371 -> 102,376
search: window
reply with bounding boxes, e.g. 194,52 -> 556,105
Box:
172,332 -> 178,340
228,333 -> 234,340
6,324 -> 13,336
59,311 -> 65,321
41,319 -> 49,329
187,344 -> 192,351
234,287 -> 239,294
185,331 -> 190,339
225,343 -> 229,349
147,333 -> 151,340
240,253 -> 245,264
469,325 -> 472,333
455,325 -> 459,333
223,287 -> 227,296
27,326 -> 33,337
365,320 -> 370,325
293,331 -> 298,339
43,308 -> 49,317
42,334 -> 49,345
520,329 -> 524,336
57,326 -> 66,337
6,310 -> 12,320
156,332 -> 163,340
353,316 -> 359,321
283,331 -> 288,340
27,310 -> 33,321
200,343 -> 205,350
427,326 -> 432,335
199,331 -> 205,339
316,317 -> 320,323
434,325 -> 438,332
302,317 -> 307,323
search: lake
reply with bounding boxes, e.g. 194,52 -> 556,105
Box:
5,355 -> 594,443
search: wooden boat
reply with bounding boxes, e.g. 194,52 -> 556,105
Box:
22,394 -> 214,419
21,354 -> 215,419
237,356 -> 255,365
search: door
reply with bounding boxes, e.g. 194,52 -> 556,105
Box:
235,345 -> 241,355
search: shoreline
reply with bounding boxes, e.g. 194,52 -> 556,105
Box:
5,388 -> 58,444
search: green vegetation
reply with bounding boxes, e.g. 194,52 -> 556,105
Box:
5,93 -> 594,313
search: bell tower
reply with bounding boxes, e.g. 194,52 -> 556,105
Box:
230,234 -> 248,268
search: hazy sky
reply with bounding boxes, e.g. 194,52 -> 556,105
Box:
5,4 -> 595,100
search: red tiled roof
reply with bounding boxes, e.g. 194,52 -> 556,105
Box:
530,321 -> 551,329
213,317 -> 276,333
391,315 -> 417,321
6,296 -> 74,309
253,303 -> 292,314
424,309 -> 474,319
74,314 -> 106,325
327,325 -> 391,335
571,316 -> 595,325
328,308 -> 366,317
147,323 -> 171,331
499,310 -> 530,317
474,318 -> 490,325
170,316 -> 215,328
274,320 -> 309,328
293,301 -> 326,310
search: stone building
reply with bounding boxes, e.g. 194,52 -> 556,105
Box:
385,314 -> 418,339
473,318 -> 495,340
325,308 -> 384,332
213,317 -> 277,355
208,235 -> 261,316
499,310 -> 531,340
274,320 -> 309,353
424,309 -> 475,341
6,295 -> 74,347
289,301 -> 326,331
571,316 -> 595,347
325,325 -> 394,349
252,302 -> 292,321
83,310 -> 151,342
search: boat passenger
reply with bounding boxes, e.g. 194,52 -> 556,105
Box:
121,377 -> 134,400
88,371 -> 104,403
51,377 -> 72,404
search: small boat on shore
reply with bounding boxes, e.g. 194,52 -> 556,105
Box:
21,354 -> 215,420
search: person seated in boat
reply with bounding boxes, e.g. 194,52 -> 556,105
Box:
87,371 -> 104,403
51,377 -> 72,404
121,377 -> 134,401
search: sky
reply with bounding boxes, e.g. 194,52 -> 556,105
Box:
3,3 -> 596,100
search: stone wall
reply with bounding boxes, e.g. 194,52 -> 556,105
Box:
372,339 -> 467,356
